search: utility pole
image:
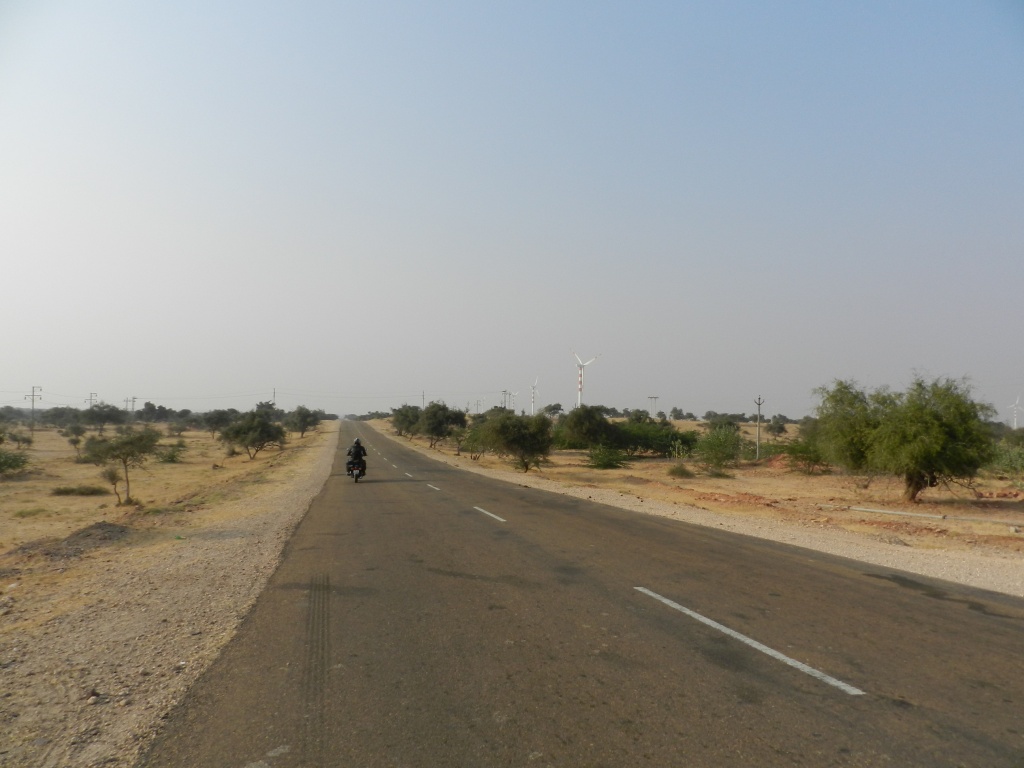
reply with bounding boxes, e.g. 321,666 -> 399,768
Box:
86,393 -> 98,408
754,396 -> 765,460
25,386 -> 42,435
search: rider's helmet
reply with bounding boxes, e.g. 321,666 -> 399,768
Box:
354,438 -> 361,445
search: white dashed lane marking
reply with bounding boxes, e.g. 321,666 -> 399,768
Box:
635,587 -> 865,696
473,506 -> 506,522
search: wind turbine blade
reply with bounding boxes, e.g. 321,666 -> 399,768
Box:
574,352 -> 583,365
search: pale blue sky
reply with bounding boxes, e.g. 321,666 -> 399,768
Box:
2,1 -> 1023,420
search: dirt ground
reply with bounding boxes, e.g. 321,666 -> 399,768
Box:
0,426 -> 295,554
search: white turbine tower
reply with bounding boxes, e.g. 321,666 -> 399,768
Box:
531,377 -> 539,415
1011,395 -> 1023,430
573,351 -> 599,408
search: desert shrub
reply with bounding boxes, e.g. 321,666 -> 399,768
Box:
704,416 -> 740,433
784,438 -> 828,474
0,448 -> 29,477
667,462 -> 694,478
987,442 -> 1024,478
695,427 -> 741,471
485,412 -> 554,472
669,432 -> 700,459
587,445 -> 629,469
157,440 -> 187,463
100,466 -> 123,504
5,432 -> 32,450
52,485 -> 108,496
612,420 -> 679,457
740,440 -> 787,461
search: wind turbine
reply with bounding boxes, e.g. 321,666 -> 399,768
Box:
572,351 -> 599,408
1011,395 -> 1022,430
531,377 -> 539,415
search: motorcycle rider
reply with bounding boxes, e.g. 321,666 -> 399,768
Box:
346,438 -> 367,476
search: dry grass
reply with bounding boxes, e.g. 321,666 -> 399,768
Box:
0,423 -> 333,558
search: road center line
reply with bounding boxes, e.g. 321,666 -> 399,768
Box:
427,484 -> 441,491
405,473 -> 414,478
635,587 -> 865,696
473,506 -> 506,522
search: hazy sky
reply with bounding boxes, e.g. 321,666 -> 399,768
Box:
2,1 -> 1023,421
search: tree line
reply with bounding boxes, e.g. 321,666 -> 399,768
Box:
0,401 -> 335,504
388,377 -> 1024,502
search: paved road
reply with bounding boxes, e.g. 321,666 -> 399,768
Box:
139,423 -> 1024,767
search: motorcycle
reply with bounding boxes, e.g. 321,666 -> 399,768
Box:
347,458 -> 366,482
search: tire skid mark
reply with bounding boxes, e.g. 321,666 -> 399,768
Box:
301,572 -> 331,764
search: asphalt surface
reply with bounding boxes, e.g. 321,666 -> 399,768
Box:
139,423 -> 1024,767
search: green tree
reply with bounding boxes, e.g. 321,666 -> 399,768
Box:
391,405 -> 422,437
867,377 -> 995,501
82,402 -> 126,434
84,427 -> 162,504
220,410 -> 287,459
166,421 -> 189,437
42,406 -> 81,428
558,405 -> 613,448
814,377 -> 996,501
254,401 -> 284,420
418,402 -> 467,448
463,408 -> 510,460
814,380 -> 879,472
766,415 -> 789,438
485,412 -> 553,472
286,405 -> 321,438
203,409 -> 238,438
64,423 -> 87,458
